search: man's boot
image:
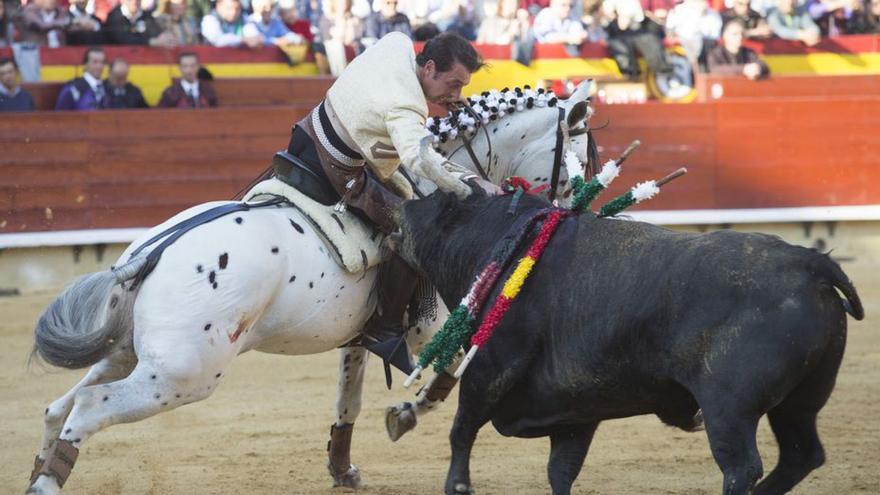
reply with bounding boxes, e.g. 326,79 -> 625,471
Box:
363,254 -> 419,383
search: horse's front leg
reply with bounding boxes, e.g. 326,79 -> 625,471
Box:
327,346 -> 369,489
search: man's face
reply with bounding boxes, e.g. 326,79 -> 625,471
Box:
723,23 -> 744,52
37,0 -> 58,10
381,0 -> 398,18
85,52 -> 107,79
71,0 -> 88,9
733,0 -> 750,15
109,61 -> 129,87
122,0 -> 139,13
253,0 -> 272,16
179,55 -> 200,83
419,60 -> 471,107
552,0 -> 572,19
0,62 -> 17,91
217,0 -> 241,22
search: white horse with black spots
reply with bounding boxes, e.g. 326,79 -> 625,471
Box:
26,81 -> 595,495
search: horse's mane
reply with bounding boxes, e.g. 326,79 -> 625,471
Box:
425,86 -> 560,147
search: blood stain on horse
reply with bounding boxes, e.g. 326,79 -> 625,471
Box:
218,253 -> 229,269
271,247 -> 280,254
229,317 -> 250,343
289,218 -> 304,233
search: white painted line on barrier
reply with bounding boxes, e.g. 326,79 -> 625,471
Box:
2,205 -> 880,249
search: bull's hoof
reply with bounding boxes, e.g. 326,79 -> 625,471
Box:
385,402 -> 417,442
329,463 -> 362,490
446,482 -> 475,494
685,409 -> 705,432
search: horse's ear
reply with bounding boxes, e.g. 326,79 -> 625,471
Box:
568,80 -> 593,104
566,101 -> 589,129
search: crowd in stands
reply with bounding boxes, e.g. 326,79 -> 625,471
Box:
2,0 -> 880,111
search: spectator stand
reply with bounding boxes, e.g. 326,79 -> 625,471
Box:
1,35 -> 879,106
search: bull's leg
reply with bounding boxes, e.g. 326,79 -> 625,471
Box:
753,410 -> 823,495
700,405 -> 763,495
547,424 -> 598,495
27,356 -> 221,495
444,380 -> 493,495
327,346 -> 369,489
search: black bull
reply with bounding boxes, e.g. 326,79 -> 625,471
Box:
393,190 -> 864,495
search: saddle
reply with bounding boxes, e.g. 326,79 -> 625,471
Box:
243,175 -> 386,274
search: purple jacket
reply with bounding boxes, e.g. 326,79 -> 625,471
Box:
55,78 -> 103,111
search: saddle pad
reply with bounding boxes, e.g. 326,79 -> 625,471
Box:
244,178 -> 386,274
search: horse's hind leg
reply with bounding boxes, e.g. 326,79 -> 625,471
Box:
34,351 -> 136,474
28,355 -> 221,495
327,346 -> 369,489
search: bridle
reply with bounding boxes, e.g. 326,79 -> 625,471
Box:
448,102 -> 594,203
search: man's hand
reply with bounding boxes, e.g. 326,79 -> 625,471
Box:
466,176 -> 503,196
743,62 -> 762,80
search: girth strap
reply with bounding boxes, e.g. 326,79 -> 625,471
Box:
125,197 -> 289,289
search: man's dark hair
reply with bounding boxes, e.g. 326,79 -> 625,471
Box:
0,57 -> 17,70
416,32 -> 485,73
81,47 -> 105,65
178,51 -> 199,64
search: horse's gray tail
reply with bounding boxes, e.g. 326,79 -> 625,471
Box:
32,256 -> 147,369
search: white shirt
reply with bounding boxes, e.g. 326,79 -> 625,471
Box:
83,71 -> 103,99
40,10 -> 61,48
181,79 -> 199,100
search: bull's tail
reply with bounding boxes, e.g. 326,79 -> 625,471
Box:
31,256 -> 147,369
814,253 -> 864,321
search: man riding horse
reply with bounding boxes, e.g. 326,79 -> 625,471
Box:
283,30 -> 487,465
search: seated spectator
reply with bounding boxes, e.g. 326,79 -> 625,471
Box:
67,0 -> 104,45
187,0 -> 214,25
103,58 -> 148,108
665,0 -> 723,66
0,1 -> 13,48
640,0 -> 678,28
56,47 -> 107,110
158,52 -> 218,108
362,0 -> 412,46
402,0 -> 446,31
581,0 -> 609,41
722,0 -> 772,38
243,0 -> 305,46
603,0 -> 671,80
318,0 -> 363,74
846,0 -> 880,33
297,0 -> 324,28
443,1 -> 482,41
707,19 -> 770,79
20,0 -> 69,48
105,0 -> 175,46
155,0 -> 198,45
279,0 -> 315,42
523,0 -> 551,16
202,0 -> 260,47
767,0 -> 821,45
806,0 -> 858,35
477,0 -> 531,44
0,57 -> 36,112
533,0 -> 589,47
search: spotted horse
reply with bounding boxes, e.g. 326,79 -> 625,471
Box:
25,81 -> 597,494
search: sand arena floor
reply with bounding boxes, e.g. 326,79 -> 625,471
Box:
1,288 -> 878,495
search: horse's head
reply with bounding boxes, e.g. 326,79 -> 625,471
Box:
428,80 -> 596,204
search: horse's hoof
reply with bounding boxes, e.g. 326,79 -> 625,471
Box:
684,409 -> 705,432
329,463 -> 362,489
385,402 -> 417,442
446,482 -> 475,495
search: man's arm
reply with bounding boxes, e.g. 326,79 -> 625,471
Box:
385,107 -> 470,198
